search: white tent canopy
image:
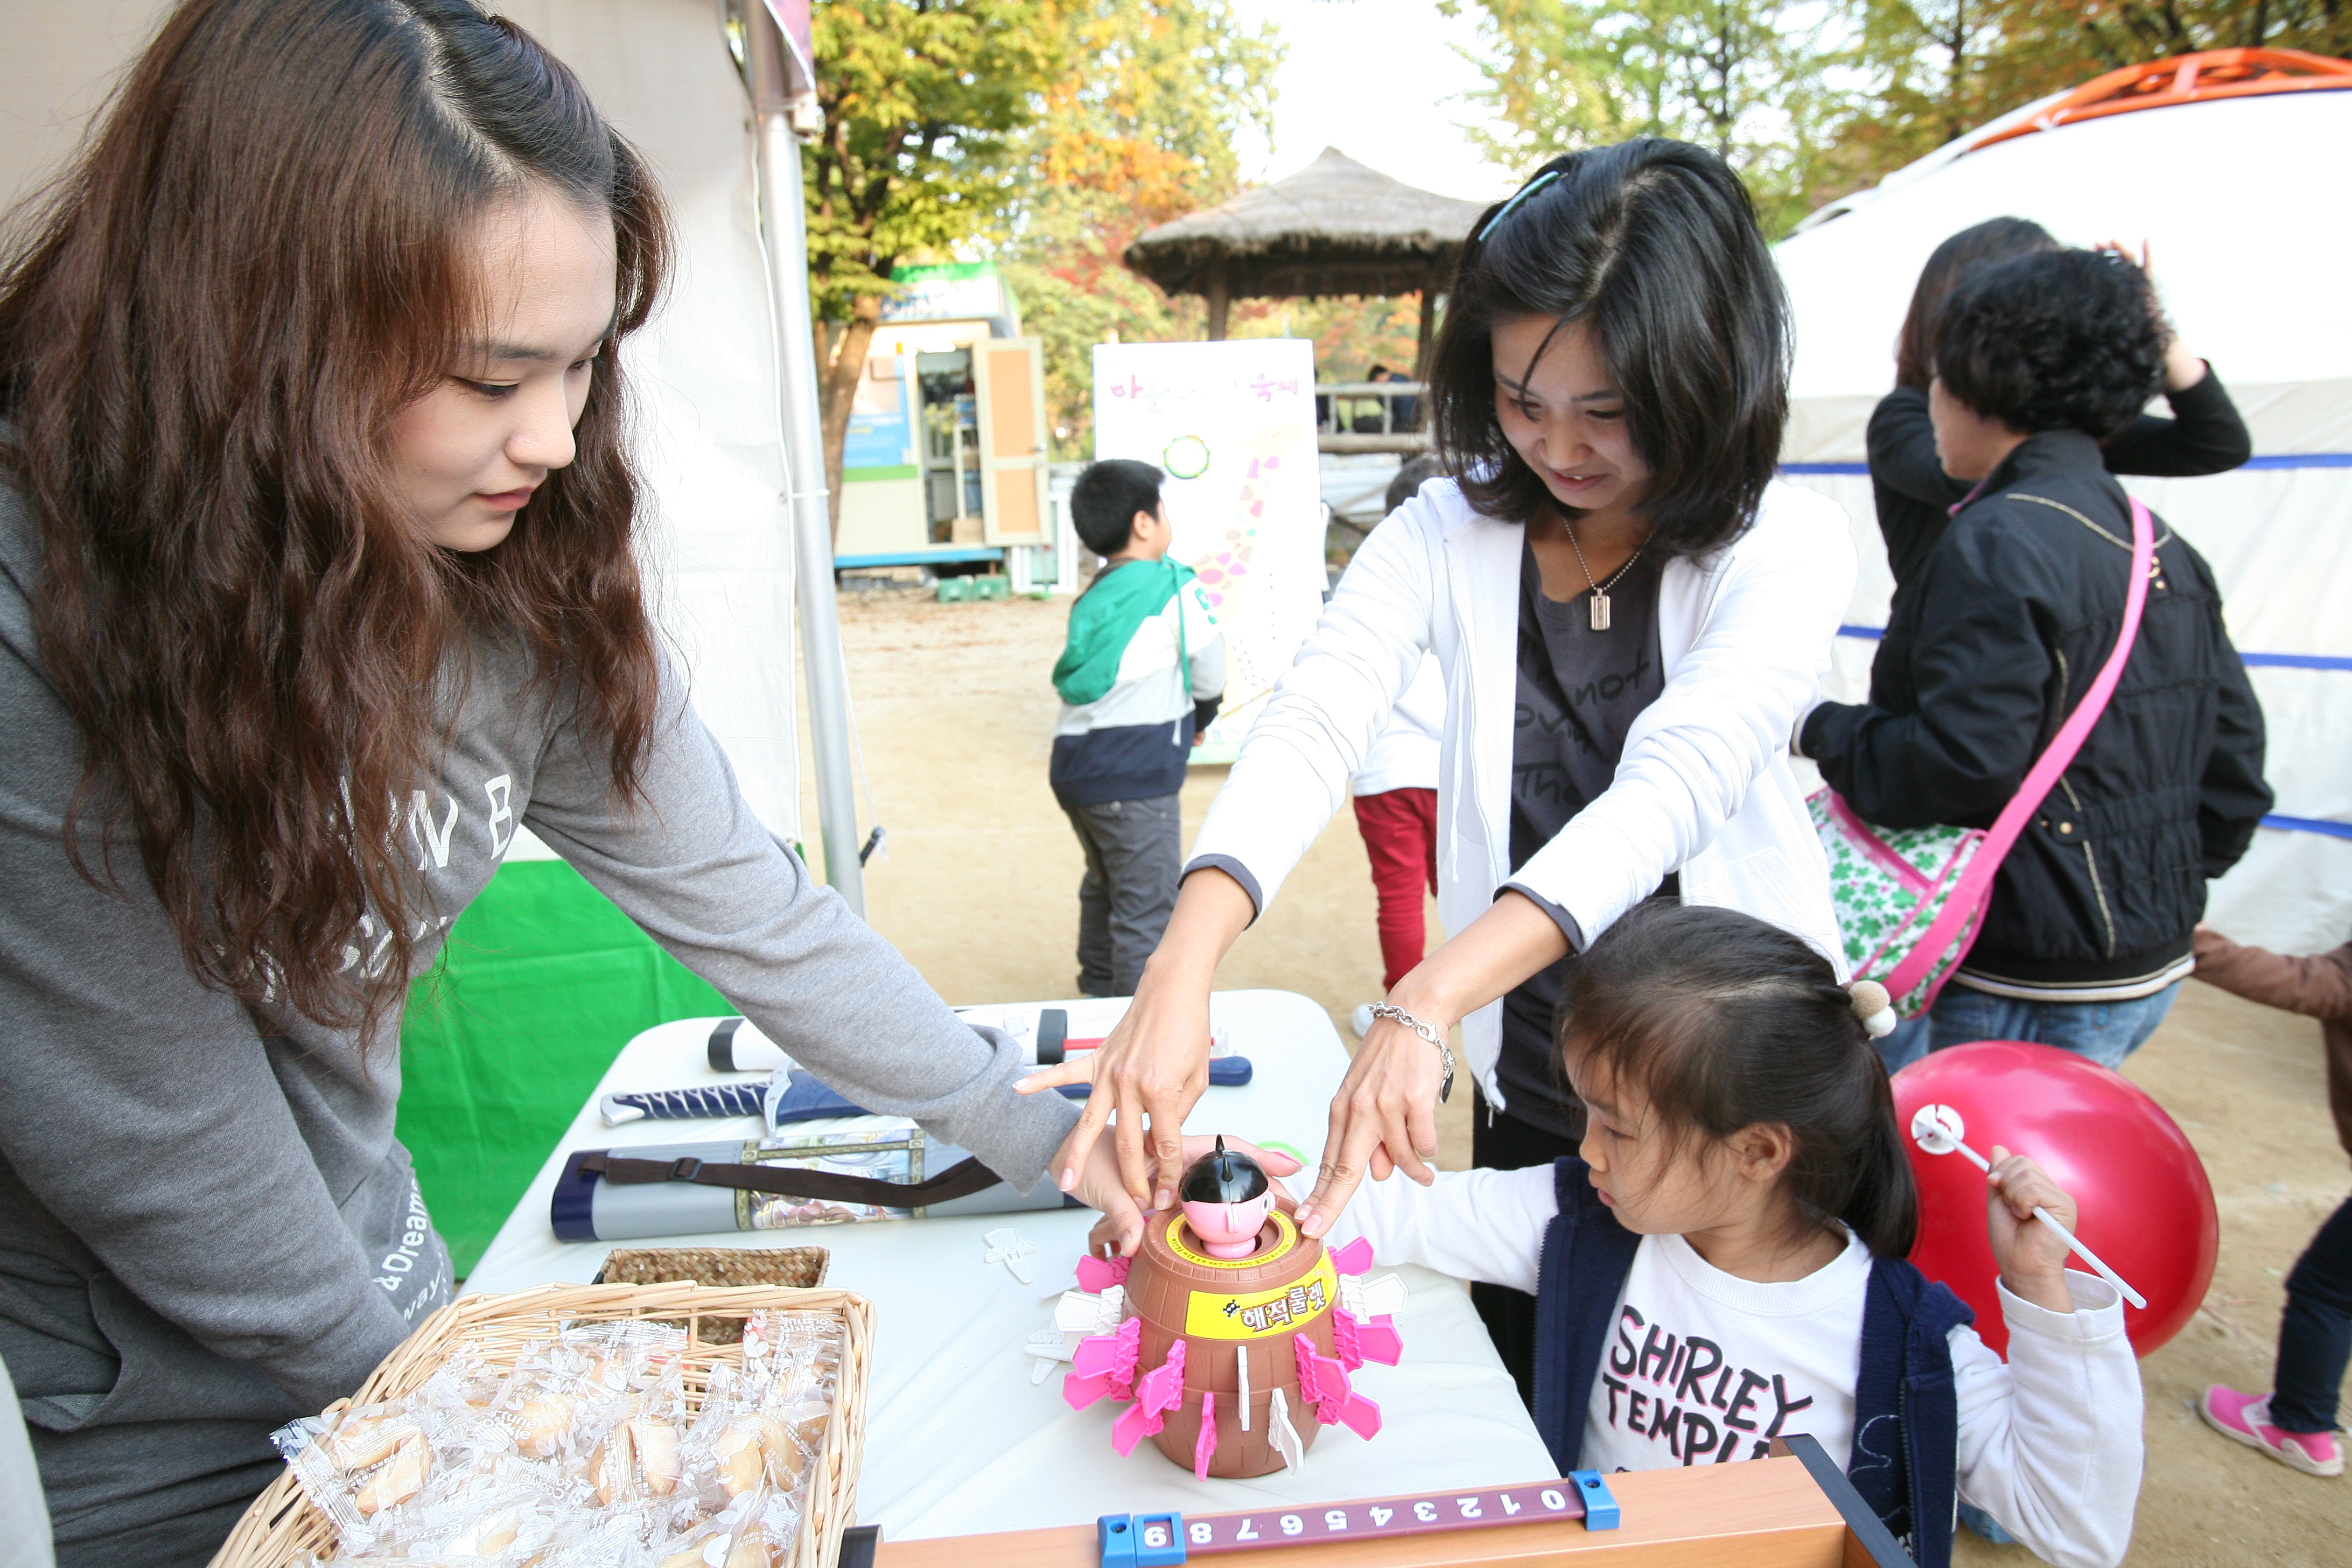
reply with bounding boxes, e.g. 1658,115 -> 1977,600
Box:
1775,83 -> 2352,952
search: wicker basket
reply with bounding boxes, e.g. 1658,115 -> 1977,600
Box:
208,1282 -> 873,1568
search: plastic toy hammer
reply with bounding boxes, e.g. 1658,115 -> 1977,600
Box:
1909,1104 -> 2147,1310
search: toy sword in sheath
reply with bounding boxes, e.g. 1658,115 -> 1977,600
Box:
704,1010 -> 1233,1070
601,1058 -> 1254,1131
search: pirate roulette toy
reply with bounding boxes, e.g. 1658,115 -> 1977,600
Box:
1061,1138 -> 1401,1479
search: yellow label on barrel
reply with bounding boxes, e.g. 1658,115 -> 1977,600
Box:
1182,1254 -> 1340,1340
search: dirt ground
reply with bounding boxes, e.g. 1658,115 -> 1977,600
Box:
801,591 -> 2346,1566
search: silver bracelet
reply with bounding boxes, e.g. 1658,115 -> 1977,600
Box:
1367,1002 -> 1456,1104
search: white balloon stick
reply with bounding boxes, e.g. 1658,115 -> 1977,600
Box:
1909,1104 -> 2148,1311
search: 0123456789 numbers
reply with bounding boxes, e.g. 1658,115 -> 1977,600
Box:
1173,1481 -> 1601,1555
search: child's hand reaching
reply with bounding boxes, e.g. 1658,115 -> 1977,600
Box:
1985,1145 -> 2080,1313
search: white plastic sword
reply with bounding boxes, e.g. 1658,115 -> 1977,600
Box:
1909,1104 -> 2147,1310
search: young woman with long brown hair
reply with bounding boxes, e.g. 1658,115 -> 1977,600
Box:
0,4 -> 1183,1561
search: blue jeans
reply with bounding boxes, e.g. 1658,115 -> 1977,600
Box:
1873,981 -> 2182,1075
2272,1193 -> 2352,1434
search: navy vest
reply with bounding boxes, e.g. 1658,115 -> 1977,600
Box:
1529,1158 -> 1973,1568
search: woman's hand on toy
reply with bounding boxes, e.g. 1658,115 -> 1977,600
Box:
1985,1145 -> 2077,1313
1026,980 -> 1210,1210
1293,1006 -> 1448,1240
1294,892 -> 1572,1239
1021,870 -> 1256,1209
1082,1135 -> 1302,1257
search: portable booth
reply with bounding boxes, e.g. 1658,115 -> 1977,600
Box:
1774,50 -> 2352,953
834,261 -> 1056,575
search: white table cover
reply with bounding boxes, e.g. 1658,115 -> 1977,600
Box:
463,989 -> 1553,1540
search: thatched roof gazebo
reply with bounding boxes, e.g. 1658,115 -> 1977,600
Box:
1123,147 -> 1488,370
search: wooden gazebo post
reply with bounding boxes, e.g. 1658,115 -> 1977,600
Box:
1414,263 -> 1446,380
1206,258 -> 1230,341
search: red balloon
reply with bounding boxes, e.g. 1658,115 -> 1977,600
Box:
1891,1040 -> 2217,1357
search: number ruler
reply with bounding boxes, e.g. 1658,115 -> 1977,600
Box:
1099,1473 -> 1618,1567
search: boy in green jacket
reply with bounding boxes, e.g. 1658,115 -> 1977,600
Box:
1049,460 -> 1224,996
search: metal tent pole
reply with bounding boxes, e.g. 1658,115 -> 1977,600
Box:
749,11 -> 864,917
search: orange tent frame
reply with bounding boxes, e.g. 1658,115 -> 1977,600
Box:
1967,47 -> 2352,152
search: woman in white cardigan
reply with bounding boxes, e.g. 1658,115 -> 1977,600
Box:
1024,140 -> 1854,1388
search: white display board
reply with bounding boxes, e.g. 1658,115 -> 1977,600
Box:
1093,340 -> 1325,760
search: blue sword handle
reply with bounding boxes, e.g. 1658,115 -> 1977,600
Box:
600,1082 -> 767,1125
1052,1056 -> 1253,1096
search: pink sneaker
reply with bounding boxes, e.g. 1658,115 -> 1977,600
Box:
2199,1385 -> 2343,1478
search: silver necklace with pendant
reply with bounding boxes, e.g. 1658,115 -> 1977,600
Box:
1560,516 -> 1644,632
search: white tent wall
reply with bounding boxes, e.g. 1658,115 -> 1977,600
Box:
1777,88 -> 2352,955
502,0 -> 801,846
0,0 -> 801,845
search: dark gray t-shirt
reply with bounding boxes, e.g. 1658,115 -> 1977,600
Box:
1496,541 -> 1670,1138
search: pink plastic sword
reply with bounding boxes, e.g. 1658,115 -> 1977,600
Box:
1112,1339 -> 1187,1456
1329,1307 -> 1403,1371
1075,1253 -> 1132,1294
1294,1334 -> 1382,1440
1063,1315 -> 1142,1410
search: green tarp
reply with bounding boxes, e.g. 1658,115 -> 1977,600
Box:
397,859 -> 727,1275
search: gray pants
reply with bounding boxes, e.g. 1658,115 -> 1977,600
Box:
1064,795 -> 1181,997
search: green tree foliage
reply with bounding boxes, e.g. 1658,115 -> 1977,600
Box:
1450,0 -> 2352,234
1440,0 -> 1860,235
1864,0 -> 2352,151
996,0 -> 1281,457
804,0 -> 1063,530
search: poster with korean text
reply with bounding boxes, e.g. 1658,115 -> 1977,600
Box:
1091,339 -> 1322,761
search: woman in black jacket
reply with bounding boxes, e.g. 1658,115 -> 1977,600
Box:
1872,218 -> 2251,599
1803,248 -> 2271,1070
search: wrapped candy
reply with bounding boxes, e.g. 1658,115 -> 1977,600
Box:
272,1311 -> 837,1566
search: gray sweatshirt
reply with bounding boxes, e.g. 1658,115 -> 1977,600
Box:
0,483 -> 1077,1564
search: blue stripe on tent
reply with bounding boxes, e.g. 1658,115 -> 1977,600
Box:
1782,456 -> 2352,475
2264,815 -> 2352,841
1838,626 -> 2346,670
2244,652 -> 2352,671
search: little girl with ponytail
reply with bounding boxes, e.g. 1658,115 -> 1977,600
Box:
1314,901 -> 2145,1568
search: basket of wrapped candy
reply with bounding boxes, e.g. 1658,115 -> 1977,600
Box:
208,1280 -> 872,1568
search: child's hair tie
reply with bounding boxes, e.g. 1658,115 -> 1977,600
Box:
1846,980 -> 1898,1039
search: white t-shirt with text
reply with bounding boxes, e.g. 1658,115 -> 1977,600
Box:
1583,1228 -> 1868,1473
1312,1164 -> 2144,1568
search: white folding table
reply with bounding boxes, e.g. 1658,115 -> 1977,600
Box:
462,989 -> 1554,1542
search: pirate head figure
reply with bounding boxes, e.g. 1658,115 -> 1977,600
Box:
1178,1135 -> 1276,1259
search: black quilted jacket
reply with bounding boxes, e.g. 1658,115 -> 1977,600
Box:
1804,430 -> 2271,992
